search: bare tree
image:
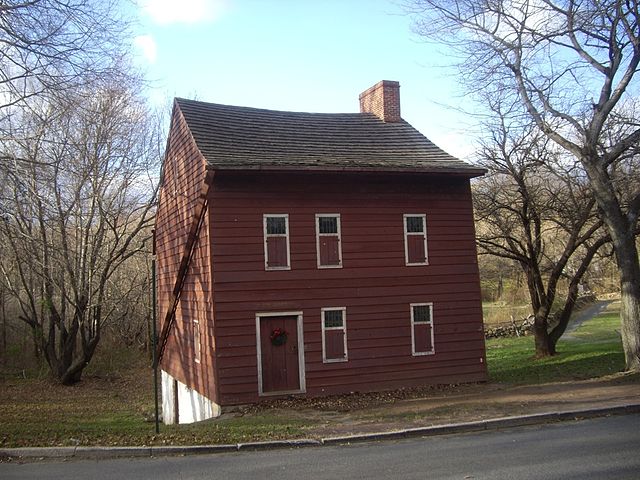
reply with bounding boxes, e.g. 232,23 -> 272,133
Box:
475,103 -> 611,356
104,249 -> 154,351
409,0 -> 640,370
0,84 -> 160,384
0,0 -> 130,114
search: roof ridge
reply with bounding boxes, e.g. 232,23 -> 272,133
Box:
173,97 -> 484,176
175,97 -> 364,118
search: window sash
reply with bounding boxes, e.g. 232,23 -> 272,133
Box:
316,214 -> 342,268
404,214 -> 428,265
266,216 -> 287,235
411,303 -> 434,356
263,214 -> 290,270
413,305 -> 431,323
324,309 -> 344,328
321,307 -> 348,363
406,216 -> 424,233
318,216 -> 338,234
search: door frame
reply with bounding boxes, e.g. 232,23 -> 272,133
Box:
255,311 -> 306,396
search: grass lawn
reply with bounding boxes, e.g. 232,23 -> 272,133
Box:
0,301 -> 632,448
486,301 -> 625,384
0,348 -> 315,448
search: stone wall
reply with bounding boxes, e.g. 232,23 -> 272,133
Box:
484,294 -> 597,339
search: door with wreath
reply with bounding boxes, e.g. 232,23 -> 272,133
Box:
258,315 -> 301,394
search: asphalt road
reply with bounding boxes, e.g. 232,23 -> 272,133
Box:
3,414 -> 640,480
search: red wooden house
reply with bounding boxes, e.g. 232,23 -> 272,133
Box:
155,80 -> 487,424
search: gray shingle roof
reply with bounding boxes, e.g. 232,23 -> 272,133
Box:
175,98 -> 484,176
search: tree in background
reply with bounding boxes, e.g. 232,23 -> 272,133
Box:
0,0 -> 129,113
409,0 -> 640,370
474,102 -> 610,356
0,86 -> 160,384
0,0 -> 161,381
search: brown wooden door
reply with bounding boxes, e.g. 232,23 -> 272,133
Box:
260,315 -> 300,393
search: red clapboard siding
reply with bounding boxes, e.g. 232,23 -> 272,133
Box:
207,171 -> 487,406
155,105 -> 219,404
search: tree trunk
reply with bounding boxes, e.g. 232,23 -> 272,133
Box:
533,314 -> 556,357
581,158 -> 640,372
619,263 -> 640,372
549,285 -> 579,347
1,294 -> 6,358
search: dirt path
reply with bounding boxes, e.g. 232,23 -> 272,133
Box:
565,300 -> 612,336
292,373 -> 640,438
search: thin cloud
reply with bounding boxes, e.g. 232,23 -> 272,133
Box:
134,34 -> 158,63
140,0 -> 227,25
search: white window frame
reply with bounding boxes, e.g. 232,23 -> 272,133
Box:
263,214 -> 291,271
410,302 -> 435,356
321,307 -> 348,363
315,213 -> 343,269
193,318 -> 201,364
403,214 -> 429,266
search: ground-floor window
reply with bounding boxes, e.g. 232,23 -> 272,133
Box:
322,307 -> 348,363
193,318 -> 201,363
411,303 -> 434,356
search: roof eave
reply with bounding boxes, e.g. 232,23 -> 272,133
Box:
205,163 -> 487,178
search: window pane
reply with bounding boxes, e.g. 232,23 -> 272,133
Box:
324,310 -> 344,328
413,305 -> 431,323
406,216 -> 424,233
318,216 -> 338,234
266,216 -> 286,235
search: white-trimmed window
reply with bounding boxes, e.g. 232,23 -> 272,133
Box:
316,214 -> 342,268
411,303 -> 434,356
321,307 -> 348,363
194,318 -> 201,363
263,214 -> 291,270
404,214 -> 428,265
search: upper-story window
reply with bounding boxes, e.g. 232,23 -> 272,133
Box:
316,214 -> 342,268
263,214 -> 290,270
404,214 -> 428,265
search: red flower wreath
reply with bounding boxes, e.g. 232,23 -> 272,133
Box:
270,327 -> 288,346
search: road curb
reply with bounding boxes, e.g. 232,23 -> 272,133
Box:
2,403 -> 639,460
321,403 -> 640,446
150,445 -> 238,456
237,439 -> 322,451
74,446 -> 152,458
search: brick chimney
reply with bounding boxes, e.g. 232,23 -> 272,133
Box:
359,80 -> 401,122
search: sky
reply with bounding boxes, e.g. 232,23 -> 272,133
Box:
131,0 -> 479,159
